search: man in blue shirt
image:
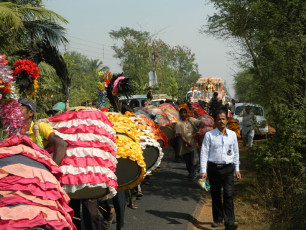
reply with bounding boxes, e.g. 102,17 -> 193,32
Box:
200,109 -> 241,230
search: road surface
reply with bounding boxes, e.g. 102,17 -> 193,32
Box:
109,146 -> 206,230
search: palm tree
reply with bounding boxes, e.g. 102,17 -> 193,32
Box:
88,59 -> 103,74
0,0 -> 68,53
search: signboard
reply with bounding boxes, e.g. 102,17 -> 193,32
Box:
149,71 -> 157,86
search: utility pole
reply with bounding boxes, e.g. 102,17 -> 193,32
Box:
149,52 -> 157,86
152,52 -> 156,73
151,52 -> 157,85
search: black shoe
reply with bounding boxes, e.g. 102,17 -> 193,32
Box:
211,222 -> 221,227
225,222 -> 238,230
136,192 -> 143,197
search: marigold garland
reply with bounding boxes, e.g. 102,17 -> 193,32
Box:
106,112 -> 146,190
28,79 -> 38,99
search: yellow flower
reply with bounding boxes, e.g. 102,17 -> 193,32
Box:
28,79 -> 38,99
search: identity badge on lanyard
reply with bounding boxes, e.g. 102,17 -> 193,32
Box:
227,145 -> 233,156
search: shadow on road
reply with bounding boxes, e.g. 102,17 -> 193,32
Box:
146,210 -> 211,230
143,170 -> 204,202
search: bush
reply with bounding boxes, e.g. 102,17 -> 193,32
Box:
253,101 -> 306,230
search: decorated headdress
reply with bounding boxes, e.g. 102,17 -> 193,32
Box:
12,59 -> 40,99
106,73 -> 133,112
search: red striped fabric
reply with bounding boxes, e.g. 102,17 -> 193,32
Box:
0,136 -> 76,229
47,110 -> 118,199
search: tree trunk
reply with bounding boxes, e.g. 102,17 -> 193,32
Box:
243,35 -> 263,78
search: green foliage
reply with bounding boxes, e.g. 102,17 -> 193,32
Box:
233,68 -> 262,103
0,0 -> 67,54
63,51 -> 103,107
252,100 -> 306,229
27,52 -> 104,118
34,61 -> 64,118
204,0 -> 306,228
109,27 -> 200,100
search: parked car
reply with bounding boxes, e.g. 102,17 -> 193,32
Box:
151,94 -> 172,107
232,103 -> 268,137
119,95 -> 147,107
119,94 -> 172,107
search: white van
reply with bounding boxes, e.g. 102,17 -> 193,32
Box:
232,103 -> 268,137
119,94 -> 172,107
119,95 -> 147,107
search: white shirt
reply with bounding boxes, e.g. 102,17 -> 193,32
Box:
200,128 -> 239,173
240,111 -> 256,127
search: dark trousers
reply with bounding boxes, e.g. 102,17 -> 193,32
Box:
70,198 -> 101,230
98,191 -> 125,230
207,163 -> 235,226
182,149 -> 200,179
113,191 -> 126,230
170,136 -> 180,160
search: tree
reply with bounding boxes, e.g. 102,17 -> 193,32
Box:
0,0 -> 67,54
203,1 -> 306,228
110,27 -> 152,94
35,61 -> 64,118
203,0 -> 305,107
63,51 -> 103,107
233,68 -> 261,103
109,27 -> 200,99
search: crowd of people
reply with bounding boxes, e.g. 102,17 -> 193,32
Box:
111,92 -> 242,230
0,90 -> 245,230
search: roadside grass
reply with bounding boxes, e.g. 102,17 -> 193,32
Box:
234,140 -> 271,230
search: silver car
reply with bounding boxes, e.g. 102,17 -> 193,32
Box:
232,103 -> 268,137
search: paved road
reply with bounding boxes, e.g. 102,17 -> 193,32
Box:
109,147 -> 206,230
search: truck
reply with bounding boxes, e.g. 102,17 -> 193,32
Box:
186,77 -> 227,103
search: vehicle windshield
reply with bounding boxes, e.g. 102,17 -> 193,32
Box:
151,100 -> 165,107
235,105 -> 263,116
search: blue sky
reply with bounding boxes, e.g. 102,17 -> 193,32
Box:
44,0 -> 239,96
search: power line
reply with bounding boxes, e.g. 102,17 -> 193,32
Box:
68,39 -> 114,52
66,47 -> 118,61
68,45 -> 114,56
67,34 -> 113,47
69,41 -> 106,51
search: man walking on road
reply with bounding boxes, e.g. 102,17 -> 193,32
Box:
240,105 -> 256,149
200,109 -> 241,230
176,108 -> 204,180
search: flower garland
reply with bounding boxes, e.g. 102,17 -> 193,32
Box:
0,55 -> 14,100
12,59 -> 40,98
97,71 -> 113,91
0,81 -> 11,98
0,99 -> 27,137
0,54 -> 27,138
102,71 -> 113,85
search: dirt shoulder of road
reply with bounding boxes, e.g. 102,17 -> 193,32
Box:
189,140 -> 271,230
